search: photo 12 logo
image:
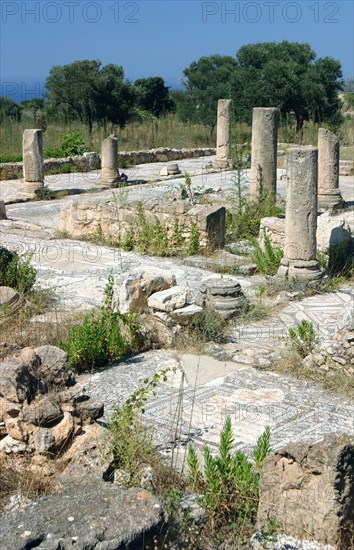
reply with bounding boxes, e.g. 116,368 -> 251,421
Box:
201,2 -> 340,24
1,2 -> 139,24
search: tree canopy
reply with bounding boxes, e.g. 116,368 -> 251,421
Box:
45,60 -> 135,134
176,41 -> 343,131
134,77 -> 173,117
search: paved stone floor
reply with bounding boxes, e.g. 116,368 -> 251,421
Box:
1,157 -> 353,463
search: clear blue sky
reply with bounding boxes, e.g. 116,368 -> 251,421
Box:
1,0 -> 353,102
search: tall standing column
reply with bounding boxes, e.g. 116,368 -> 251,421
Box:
249,107 -> 278,200
214,99 -> 232,170
318,128 -> 344,211
99,135 -> 120,186
278,147 -> 323,281
22,129 -> 44,193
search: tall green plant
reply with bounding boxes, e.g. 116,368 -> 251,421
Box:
252,229 -> 284,275
187,416 -> 271,535
288,320 -> 316,357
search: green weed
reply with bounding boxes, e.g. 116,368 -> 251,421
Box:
288,319 -> 316,357
251,229 -> 284,275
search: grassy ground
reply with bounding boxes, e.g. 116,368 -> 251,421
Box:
1,114 -> 353,162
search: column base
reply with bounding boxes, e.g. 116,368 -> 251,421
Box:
214,159 -> 233,170
98,170 -> 121,188
278,258 -> 323,281
21,181 -> 44,192
318,191 -> 344,211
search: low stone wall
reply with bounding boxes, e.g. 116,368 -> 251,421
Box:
0,148 -> 216,181
58,194 -> 225,250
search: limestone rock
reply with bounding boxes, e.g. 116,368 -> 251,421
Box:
148,286 -> 190,312
22,396 -> 63,427
74,399 -> 104,423
33,345 -> 75,388
256,435 -> 354,549
0,396 -> 21,422
0,286 -> 20,307
32,427 -> 55,453
169,304 -> 203,326
112,267 -> 177,313
0,476 -> 165,550
51,411 -> 75,449
0,434 -> 28,453
5,417 -> 26,441
0,360 -> 35,403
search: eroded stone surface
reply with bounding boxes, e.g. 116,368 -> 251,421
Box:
250,107 -> 278,199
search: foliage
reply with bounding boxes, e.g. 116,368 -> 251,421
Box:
226,192 -> 285,241
177,42 -> 343,131
288,320 -> 316,357
134,77 -> 174,117
0,96 -> 22,124
251,229 -> 284,275
187,417 -> 271,537
45,60 -> 136,134
189,309 -> 227,342
35,185 -> 56,201
176,54 -> 238,132
187,221 -> 200,256
0,252 -> 36,294
60,131 -> 86,156
59,274 -> 139,372
108,368 -> 173,477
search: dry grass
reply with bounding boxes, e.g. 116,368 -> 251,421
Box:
0,454 -> 60,511
262,345 -> 354,399
0,290 -> 83,351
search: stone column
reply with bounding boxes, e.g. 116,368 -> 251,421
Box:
99,135 -> 120,186
278,147 -> 323,281
249,107 -> 278,200
22,129 -> 44,192
214,99 -> 232,170
318,128 -> 344,211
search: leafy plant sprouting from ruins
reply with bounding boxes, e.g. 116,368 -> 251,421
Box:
187,220 -> 200,256
108,367 -> 174,478
288,319 -> 316,358
59,274 -> 140,372
187,417 -> 271,539
0,251 -> 37,295
251,229 -> 284,275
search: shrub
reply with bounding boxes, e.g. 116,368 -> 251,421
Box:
0,252 -> 36,294
35,185 -> 56,200
226,193 -> 285,241
60,131 -> 86,156
59,275 -> 139,372
187,221 -> 200,256
251,229 -> 284,275
108,368 -> 172,479
288,319 -> 316,357
187,417 -> 271,540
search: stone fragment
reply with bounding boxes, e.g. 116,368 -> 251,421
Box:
51,412 -> 75,449
250,107 -> 278,200
0,434 -> 28,453
112,267 -> 176,313
22,129 -> 44,192
32,428 -> 55,453
278,147 -> 323,281
197,277 -> 246,319
22,396 -> 63,427
160,163 -> 181,175
5,417 -> 26,441
0,360 -> 34,403
33,345 -> 75,388
74,399 -> 104,423
169,304 -> 203,326
0,286 -> 21,307
148,286 -> 190,312
318,128 -> 344,211
99,134 -> 120,186
257,435 -> 354,548
215,99 -> 232,170
0,396 -> 21,422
